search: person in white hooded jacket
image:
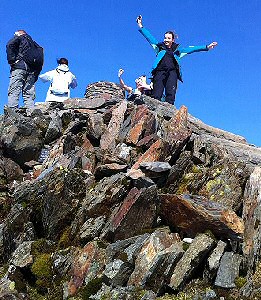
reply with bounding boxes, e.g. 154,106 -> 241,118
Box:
39,57 -> 77,102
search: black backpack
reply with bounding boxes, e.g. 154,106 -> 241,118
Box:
20,36 -> 44,72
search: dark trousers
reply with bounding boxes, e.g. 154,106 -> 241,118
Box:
152,69 -> 178,104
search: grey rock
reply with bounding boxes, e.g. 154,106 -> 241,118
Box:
79,216 -> 106,243
103,259 -> 133,286
128,228 -> 183,293
139,161 -> 171,178
204,240 -> 227,280
169,233 -> 216,291
106,233 -> 150,264
1,203 -> 30,262
10,241 -> 33,268
44,112 -> 63,144
242,167 -> 261,275
1,107 -> 43,167
84,173 -> 130,218
52,247 -> 75,280
215,252 -> 242,288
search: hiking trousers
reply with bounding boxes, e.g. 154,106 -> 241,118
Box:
8,69 -> 36,109
152,69 -> 178,104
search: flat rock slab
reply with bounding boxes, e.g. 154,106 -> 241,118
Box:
64,97 -> 106,109
160,194 -> 244,241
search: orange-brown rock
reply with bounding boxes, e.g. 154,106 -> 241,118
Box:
100,101 -> 127,151
160,194 -> 244,240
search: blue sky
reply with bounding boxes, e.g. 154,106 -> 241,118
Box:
1,0 -> 260,146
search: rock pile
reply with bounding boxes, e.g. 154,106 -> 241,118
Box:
0,81 -> 261,299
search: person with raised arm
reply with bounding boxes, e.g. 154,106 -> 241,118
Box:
136,15 -> 217,105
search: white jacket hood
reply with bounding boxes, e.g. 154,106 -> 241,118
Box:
57,64 -> 69,72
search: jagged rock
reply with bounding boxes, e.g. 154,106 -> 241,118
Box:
1,157 -> 23,184
160,194 -> 244,240
89,283 -> 146,300
44,112 -> 63,144
1,107 -> 43,167
128,227 -> 183,294
166,151 -> 193,188
10,241 -> 33,268
126,105 -> 157,145
1,203 -> 31,262
132,139 -> 170,170
169,233 -> 216,291
106,233 -> 150,264
1,83 -> 261,299
83,173 -> 131,218
13,168 -> 86,240
204,240 -> 227,280
214,252 -> 242,288
136,134 -> 159,149
64,97 -> 106,109
103,259 -> 133,287
191,133 -> 261,168
101,185 -> 158,242
100,101 -> 128,151
141,290 -> 157,300
84,111 -> 105,143
52,247 -> 76,281
66,240 -> 106,297
163,105 -> 191,157
0,265 -> 26,298
139,161 -> 171,178
63,118 -> 87,136
79,216 -> 106,243
242,166 -> 261,274
112,143 -> 132,163
94,163 -> 128,180
131,176 -> 155,189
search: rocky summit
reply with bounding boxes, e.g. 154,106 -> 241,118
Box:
0,81 -> 261,300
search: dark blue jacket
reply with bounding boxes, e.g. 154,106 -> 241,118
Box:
139,27 -> 209,82
6,34 -> 34,72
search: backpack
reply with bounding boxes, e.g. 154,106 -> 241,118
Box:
50,69 -> 71,95
20,36 -> 44,72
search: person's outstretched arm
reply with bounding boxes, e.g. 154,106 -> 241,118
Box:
136,15 -> 159,52
118,69 -> 133,94
178,41 -> 218,58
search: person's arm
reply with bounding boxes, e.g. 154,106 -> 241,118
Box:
6,36 -> 20,65
118,69 -> 133,94
136,15 -> 159,53
70,74 -> 77,89
38,70 -> 53,83
177,41 -> 218,58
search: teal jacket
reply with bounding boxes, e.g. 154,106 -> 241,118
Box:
139,27 -> 209,82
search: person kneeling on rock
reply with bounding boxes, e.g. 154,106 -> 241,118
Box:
118,68 -> 152,102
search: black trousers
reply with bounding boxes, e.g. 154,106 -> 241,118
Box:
152,69 -> 178,104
